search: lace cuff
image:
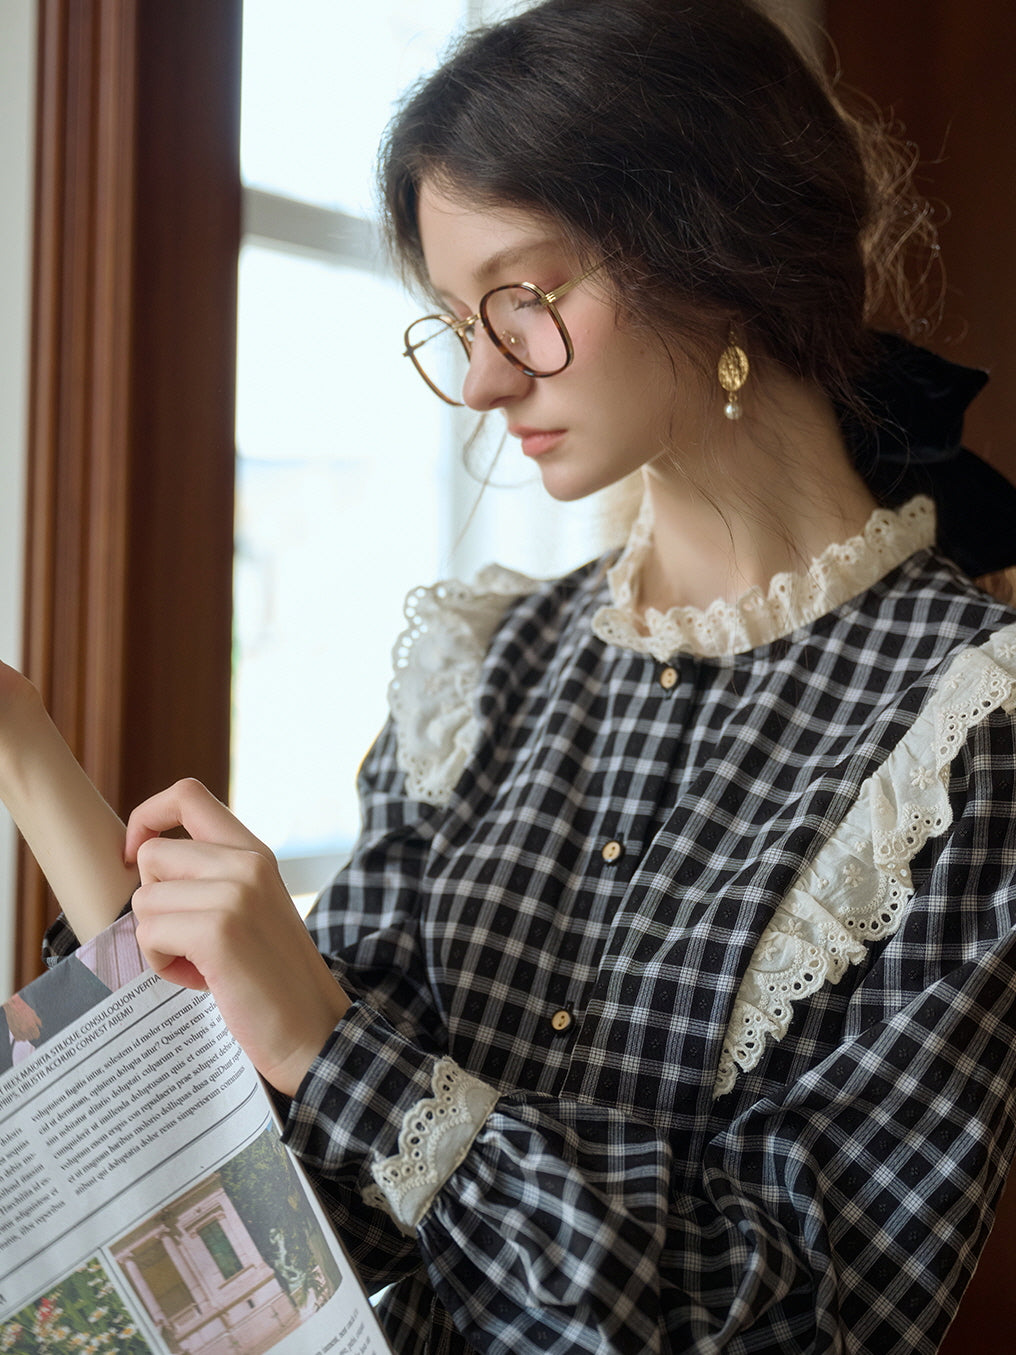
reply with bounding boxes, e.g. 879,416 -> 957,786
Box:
363,1057 -> 500,1235
714,622 -> 1016,1098
389,566 -> 537,806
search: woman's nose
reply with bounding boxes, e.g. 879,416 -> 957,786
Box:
461,330 -> 533,411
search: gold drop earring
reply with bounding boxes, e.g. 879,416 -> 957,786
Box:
718,332 -> 749,421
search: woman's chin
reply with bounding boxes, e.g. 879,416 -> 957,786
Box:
537,467 -> 624,505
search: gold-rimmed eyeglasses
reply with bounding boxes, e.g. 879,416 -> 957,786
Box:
402,260 -> 604,406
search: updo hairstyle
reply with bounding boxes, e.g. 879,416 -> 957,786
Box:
380,0 -> 935,411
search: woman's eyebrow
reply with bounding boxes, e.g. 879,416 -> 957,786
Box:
429,239 -> 561,306
473,239 -> 561,286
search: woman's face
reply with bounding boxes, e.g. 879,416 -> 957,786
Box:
416,184 -> 709,503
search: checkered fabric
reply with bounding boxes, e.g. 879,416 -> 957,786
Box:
281,544 -> 1016,1354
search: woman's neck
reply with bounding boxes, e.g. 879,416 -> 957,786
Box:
635,371 -> 880,614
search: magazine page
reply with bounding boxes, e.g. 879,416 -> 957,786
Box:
0,914 -> 392,1355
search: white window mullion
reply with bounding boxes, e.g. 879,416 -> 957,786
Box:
242,187 -> 384,274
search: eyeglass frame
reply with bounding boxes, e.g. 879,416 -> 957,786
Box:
401,259 -> 605,407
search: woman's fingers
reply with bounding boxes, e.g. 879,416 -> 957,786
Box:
132,876 -> 242,988
124,778 -> 270,864
133,835 -> 273,891
132,869 -> 350,1095
124,789 -> 352,1095
131,843 -> 284,975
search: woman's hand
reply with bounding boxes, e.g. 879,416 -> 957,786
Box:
3,994 -> 42,1043
125,779 -> 350,1097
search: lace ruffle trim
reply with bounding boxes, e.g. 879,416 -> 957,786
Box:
363,1057 -> 500,1235
388,565 -> 538,806
593,495 -> 936,662
714,623 -> 1016,1098
390,500 -> 935,804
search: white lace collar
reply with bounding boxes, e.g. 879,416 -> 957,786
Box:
591,495 -> 936,662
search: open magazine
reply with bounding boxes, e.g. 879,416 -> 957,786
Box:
0,912 -> 393,1355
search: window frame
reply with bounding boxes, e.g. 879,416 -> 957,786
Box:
17,0 -> 240,988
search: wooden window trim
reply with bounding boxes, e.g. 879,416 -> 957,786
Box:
18,0 -> 241,987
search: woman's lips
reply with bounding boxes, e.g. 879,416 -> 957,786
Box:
510,426 -> 567,457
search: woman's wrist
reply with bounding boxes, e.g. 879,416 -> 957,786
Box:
269,981 -> 352,1098
0,677 -> 139,944
0,675 -> 54,805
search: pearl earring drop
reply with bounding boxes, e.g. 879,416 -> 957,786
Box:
718,335 -> 749,420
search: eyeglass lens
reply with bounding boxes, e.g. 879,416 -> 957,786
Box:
482,286 -> 569,374
405,315 -> 472,404
407,287 -> 569,403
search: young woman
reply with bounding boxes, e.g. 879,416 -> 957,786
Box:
7,1 -> 1016,1350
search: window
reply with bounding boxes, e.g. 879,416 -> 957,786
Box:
198,1218 -> 244,1282
136,1239 -> 193,1320
234,1 -> 607,895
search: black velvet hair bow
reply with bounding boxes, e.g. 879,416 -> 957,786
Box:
840,332 -> 1016,578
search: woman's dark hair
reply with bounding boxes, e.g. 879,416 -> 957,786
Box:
379,0 -> 936,409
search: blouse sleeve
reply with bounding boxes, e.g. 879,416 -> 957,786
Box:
692,706 -> 1016,1353
285,692 -> 1016,1354
291,716 -> 452,1292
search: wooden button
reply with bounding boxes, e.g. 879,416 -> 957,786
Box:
601,839 -> 625,864
659,665 -> 678,690
550,1009 -> 573,1032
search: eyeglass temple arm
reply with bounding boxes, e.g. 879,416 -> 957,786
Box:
542,259 -> 606,306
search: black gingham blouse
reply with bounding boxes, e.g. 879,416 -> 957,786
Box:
275,495 -> 1016,1354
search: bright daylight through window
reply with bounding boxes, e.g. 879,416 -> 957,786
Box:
233,0 -> 606,898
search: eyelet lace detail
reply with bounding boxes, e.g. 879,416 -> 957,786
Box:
714,622 -> 1016,1098
362,1057 -> 500,1235
593,495 -> 936,662
390,500 -> 936,802
389,565 -> 538,806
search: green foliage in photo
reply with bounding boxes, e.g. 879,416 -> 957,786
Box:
0,1256 -> 152,1355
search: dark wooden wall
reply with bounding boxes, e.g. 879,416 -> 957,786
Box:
826,0 -> 1016,482
825,4 -> 1016,1347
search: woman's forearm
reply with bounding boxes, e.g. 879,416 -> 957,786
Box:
0,673 -> 138,945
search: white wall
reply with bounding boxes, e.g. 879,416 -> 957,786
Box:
0,0 -> 35,995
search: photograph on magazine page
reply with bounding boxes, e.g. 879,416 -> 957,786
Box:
109,1127 -> 342,1352
0,913 -> 392,1355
